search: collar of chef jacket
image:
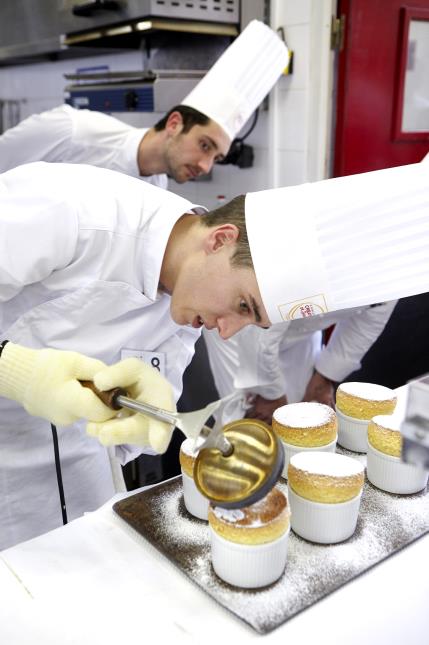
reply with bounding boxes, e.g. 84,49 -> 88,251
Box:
121,128 -> 168,190
137,191 -> 206,301
121,127 -> 149,179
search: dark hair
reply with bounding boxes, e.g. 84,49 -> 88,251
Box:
154,105 -> 210,133
200,195 -> 253,269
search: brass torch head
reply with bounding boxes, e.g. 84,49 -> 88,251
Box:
193,419 -> 284,509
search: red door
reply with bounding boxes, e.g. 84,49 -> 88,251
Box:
334,0 -> 429,176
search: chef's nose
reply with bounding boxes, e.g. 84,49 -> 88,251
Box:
216,316 -> 249,340
197,156 -> 215,175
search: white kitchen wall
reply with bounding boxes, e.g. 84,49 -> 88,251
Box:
269,0 -> 336,188
0,0 -> 336,208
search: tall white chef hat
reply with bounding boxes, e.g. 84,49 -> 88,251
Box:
245,162 -> 429,323
181,20 -> 288,141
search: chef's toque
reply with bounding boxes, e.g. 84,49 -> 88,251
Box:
181,20 -> 288,141
245,162 -> 429,323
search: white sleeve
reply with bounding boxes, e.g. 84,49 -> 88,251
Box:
234,324 -> 289,399
0,106 -> 73,173
315,300 -> 398,381
0,166 -> 78,302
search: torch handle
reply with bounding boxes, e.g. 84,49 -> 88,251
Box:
79,380 -> 127,411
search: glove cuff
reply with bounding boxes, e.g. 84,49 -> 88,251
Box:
0,342 -> 37,403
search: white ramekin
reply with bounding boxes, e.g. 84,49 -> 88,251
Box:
366,443 -> 429,495
281,436 -> 337,479
210,526 -> 290,588
181,470 -> 209,521
336,407 -> 369,453
288,485 -> 362,544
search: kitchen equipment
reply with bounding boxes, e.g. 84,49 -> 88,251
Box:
83,381 -> 284,508
60,0 -> 240,43
194,418 -> 285,509
401,374 -> 429,470
82,380 -> 236,451
64,70 -> 206,113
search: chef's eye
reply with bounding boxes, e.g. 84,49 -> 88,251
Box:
200,140 -> 211,153
239,300 -> 251,315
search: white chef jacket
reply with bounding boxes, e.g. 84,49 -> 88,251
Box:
204,301 -> 397,424
0,104 -> 168,189
0,161 -> 201,549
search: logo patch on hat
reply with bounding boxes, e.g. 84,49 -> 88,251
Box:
279,294 -> 329,321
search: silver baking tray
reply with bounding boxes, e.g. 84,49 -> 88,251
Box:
113,451 -> 429,635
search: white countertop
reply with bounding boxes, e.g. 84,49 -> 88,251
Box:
1,385 -> 428,644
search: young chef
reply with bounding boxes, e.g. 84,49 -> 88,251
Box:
0,160 -> 270,550
0,160 -> 428,550
0,20 -> 288,186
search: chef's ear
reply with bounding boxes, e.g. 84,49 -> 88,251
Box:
165,110 -> 184,135
204,224 -> 239,253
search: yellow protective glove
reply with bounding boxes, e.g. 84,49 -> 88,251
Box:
87,358 -> 176,454
0,342 -> 116,425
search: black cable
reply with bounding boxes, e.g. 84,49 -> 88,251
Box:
236,108 -> 259,142
217,109 -> 259,168
0,344 -> 68,524
51,424 -> 68,525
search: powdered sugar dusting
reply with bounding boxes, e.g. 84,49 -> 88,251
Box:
213,507 -> 245,523
290,451 -> 364,477
155,485 -> 209,547
372,415 -> 400,432
273,402 -> 334,428
339,382 -> 396,401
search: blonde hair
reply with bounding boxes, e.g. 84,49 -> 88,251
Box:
200,195 -> 253,268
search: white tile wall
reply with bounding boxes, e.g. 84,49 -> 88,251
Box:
270,0 -> 335,187
276,88 -> 308,151
278,24 -> 310,91
276,0 -> 312,25
275,149 -> 307,187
